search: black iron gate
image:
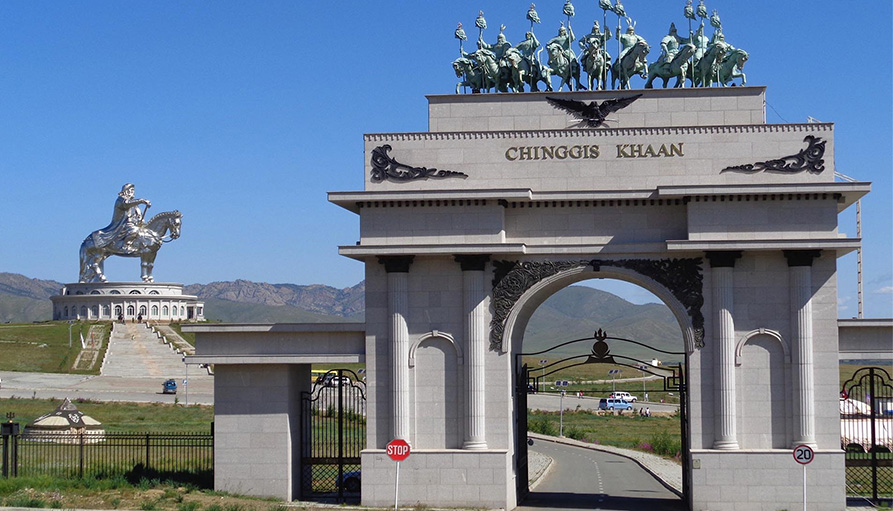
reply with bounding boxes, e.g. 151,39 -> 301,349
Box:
515,330 -> 689,506
840,367 -> 893,503
516,363 -> 530,501
300,369 -> 366,502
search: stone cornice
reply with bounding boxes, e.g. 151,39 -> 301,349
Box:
364,123 -> 833,142
330,183 -> 868,214
667,238 -> 860,256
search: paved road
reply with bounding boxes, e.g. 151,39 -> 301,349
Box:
520,438 -> 685,511
0,323 -> 213,405
528,392 -> 679,414
0,371 -> 213,405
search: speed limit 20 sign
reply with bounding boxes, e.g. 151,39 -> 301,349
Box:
792,444 -> 814,465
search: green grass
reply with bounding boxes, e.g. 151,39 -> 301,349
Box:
0,397 -> 213,432
168,324 -> 195,347
0,321 -> 110,374
528,409 -> 682,457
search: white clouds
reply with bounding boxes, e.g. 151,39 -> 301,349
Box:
874,286 -> 893,294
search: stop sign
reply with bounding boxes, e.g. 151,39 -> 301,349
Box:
386,439 -> 411,461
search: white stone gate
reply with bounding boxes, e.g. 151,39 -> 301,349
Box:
191,86 -> 870,511
328,87 -> 867,511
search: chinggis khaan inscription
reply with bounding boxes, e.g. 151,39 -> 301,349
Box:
504,142 -> 684,161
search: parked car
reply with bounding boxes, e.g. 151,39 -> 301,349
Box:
332,376 -> 352,386
338,470 -> 361,492
162,379 -> 177,394
599,398 -> 633,411
608,391 -> 638,402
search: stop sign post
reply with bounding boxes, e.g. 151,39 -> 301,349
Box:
387,439 -> 411,510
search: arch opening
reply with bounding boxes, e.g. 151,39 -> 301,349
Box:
504,268 -> 692,507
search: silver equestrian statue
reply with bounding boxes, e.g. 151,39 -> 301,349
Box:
79,183 -> 182,283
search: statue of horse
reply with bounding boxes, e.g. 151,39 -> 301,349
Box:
717,48 -> 748,86
645,43 -> 696,89
79,210 -> 182,283
581,46 -> 608,91
504,48 -> 553,92
546,43 -> 585,91
453,57 -> 487,93
690,41 -> 729,87
611,40 -> 649,90
466,48 -> 513,93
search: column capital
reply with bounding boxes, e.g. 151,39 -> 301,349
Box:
783,250 -> 822,267
706,251 -> 743,268
378,255 -> 415,273
454,254 -> 490,272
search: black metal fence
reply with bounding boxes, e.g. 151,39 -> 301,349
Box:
841,367 -> 893,503
1,427 -> 213,485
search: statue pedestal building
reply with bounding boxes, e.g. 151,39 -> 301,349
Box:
51,282 -> 204,323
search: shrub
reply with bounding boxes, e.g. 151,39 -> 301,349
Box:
528,416 -> 557,436
565,426 -> 585,440
649,429 -> 681,458
178,501 -> 202,511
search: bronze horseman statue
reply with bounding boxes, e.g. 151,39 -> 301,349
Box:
451,0 -> 748,93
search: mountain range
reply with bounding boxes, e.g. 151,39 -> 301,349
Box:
0,272 -> 682,358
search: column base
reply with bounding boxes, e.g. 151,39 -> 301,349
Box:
463,440 -> 488,450
712,440 -> 740,450
791,439 -> 817,449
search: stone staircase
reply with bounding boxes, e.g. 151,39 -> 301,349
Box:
101,323 -> 211,380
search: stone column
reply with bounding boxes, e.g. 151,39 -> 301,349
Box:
785,250 -> 821,448
380,256 -> 414,442
707,251 -> 741,450
455,255 -> 490,450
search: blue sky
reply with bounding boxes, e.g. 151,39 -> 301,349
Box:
0,1 -> 890,318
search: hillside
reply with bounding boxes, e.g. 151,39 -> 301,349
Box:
523,286 -> 684,362
184,280 -> 364,318
0,273 -> 364,323
0,275 -> 681,355
0,273 -> 60,323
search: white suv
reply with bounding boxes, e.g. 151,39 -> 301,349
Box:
608,391 -> 638,402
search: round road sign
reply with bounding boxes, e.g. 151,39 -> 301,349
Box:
792,444 -> 814,465
386,439 -> 411,461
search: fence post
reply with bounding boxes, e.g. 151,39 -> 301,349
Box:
2,422 -> 20,478
78,432 -> 85,478
146,433 -> 151,471
1,426 -> 8,478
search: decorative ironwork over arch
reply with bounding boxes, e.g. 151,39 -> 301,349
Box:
490,258 -> 705,351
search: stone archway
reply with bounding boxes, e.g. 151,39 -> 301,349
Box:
495,258 -> 698,505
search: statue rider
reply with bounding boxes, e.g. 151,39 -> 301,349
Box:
707,29 -> 733,58
478,26 -> 512,63
688,22 -> 709,62
657,23 -> 684,65
617,23 -> 646,62
515,31 -> 541,64
547,23 -> 577,61
579,20 -> 612,63
92,183 -> 151,253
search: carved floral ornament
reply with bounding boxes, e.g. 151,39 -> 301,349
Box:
720,135 -> 826,175
490,258 -> 705,351
370,145 -> 468,183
